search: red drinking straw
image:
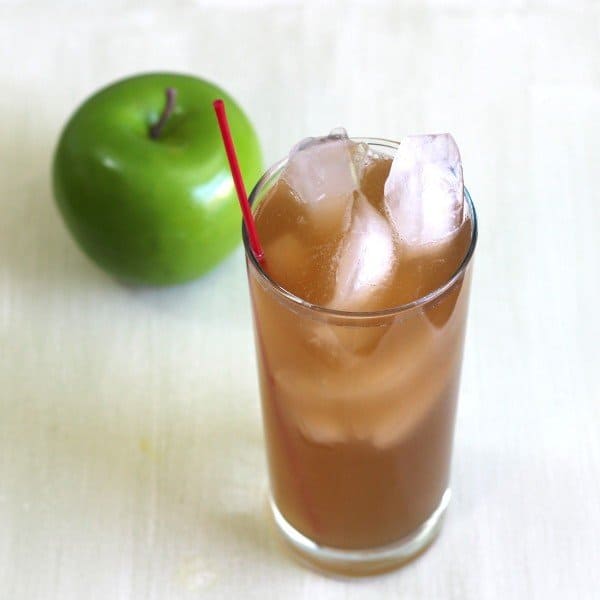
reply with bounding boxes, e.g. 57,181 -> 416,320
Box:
213,99 -> 264,263
214,99 -> 320,534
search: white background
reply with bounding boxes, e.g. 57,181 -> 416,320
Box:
1,1 -> 599,598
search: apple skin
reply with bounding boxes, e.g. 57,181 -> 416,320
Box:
53,72 -> 263,285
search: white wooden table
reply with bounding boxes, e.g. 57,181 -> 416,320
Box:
1,1 -> 599,598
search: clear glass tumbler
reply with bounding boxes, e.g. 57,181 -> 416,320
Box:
244,139 -> 478,574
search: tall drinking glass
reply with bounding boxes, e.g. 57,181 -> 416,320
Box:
244,139 -> 477,574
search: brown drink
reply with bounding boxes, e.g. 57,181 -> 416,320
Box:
245,134 -> 476,573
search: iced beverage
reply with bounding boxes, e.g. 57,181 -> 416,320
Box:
244,133 -> 477,573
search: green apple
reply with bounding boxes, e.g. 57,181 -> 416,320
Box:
53,72 -> 263,285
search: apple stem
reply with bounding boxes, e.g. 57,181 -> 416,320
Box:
149,87 -> 177,139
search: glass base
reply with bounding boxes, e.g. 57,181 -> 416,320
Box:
271,488 -> 451,576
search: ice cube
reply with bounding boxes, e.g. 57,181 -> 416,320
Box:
329,196 -> 396,311
383,133 -> 464,246
274,312 -> 446,448
282,129 -> 368,237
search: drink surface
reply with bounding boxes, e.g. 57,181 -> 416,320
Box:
248,137 -> 475,554
255,150 -> 471,312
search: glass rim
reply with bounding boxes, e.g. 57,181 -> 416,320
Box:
242,136 -> 478,320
